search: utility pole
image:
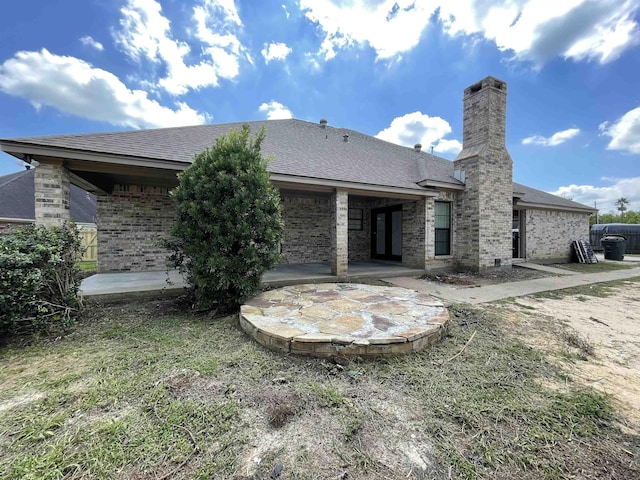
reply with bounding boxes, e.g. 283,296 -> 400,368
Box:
594,201 -> 599,224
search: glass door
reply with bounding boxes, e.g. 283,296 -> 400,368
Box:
371,206 -> 402,260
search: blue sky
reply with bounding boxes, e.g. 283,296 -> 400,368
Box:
1,0 -> 639,213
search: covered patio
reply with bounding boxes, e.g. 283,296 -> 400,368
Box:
79,260 -> 426,301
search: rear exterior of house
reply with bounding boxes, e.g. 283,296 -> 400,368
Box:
0,77 -> 595,275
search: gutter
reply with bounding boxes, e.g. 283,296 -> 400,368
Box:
515,201 -> 596,214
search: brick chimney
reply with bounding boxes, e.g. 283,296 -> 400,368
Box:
453,76 -> 513,271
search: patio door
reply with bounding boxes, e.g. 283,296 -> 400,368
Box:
371,206 -> 402,260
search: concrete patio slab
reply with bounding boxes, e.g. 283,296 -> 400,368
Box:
79,261 -> 425,301
239,283 -> 449,357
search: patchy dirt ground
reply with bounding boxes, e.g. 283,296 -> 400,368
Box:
2,281 -> 640,479
491,280 -> 640,433
422,266 -> 551,286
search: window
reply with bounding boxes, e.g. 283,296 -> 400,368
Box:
435,202 -> 451,255
348,208 -> 363,231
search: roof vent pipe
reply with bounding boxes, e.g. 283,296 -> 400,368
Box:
343,134 -> 349,142
319,118 -> 327,128
414,143 -> 422,152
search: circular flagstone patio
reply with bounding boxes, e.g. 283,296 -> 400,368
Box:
239,283 -> 449,357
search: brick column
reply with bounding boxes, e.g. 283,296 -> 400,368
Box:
401,199 -> 427,269
330,189 -> 348,277
34,162 -> 71,226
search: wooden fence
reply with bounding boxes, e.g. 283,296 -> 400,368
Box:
77,224 -> 97,261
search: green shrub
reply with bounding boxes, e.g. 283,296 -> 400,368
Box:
166,124 -> 283,310
0,223 -> 83,336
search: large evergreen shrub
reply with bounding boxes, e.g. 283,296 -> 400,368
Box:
166,125 -> 283,310
0,223 -> 83,336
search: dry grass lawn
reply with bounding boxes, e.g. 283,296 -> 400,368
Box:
1,281 -> 639,479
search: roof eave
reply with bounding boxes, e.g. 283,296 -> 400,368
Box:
271,173 -> 440,198
416,179 -> 465,190
515,200 -> 596,213
0,140 -> 188,171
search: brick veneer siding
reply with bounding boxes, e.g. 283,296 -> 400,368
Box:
401,199 -> 427,268
524,209 -> 590,261
330,189 -> 348,277
97,185 -> 175,272
0,220 -> 32,234
34,162 -> 70,226
426,191 -> 457,269
280,193 -> 331,263
348,196 -> 435,269
454,77 -> 513,271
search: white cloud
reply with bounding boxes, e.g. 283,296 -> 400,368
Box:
375,111 -> 462,156
439,0 -> 640,67
258,101 -> 293,120
0,49 -> 207,128
261,42 -> 292,63
522,128 -> 580,146
552,177 -> 640,213
300,0 -> 433,60
299,0 -> 640,66
80,36 -> 104,51
599,107 -> 640,154
113,0 -> 245,96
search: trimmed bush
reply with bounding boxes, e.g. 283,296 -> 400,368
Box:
0,223 -> 83,336
166,124 -> 284,310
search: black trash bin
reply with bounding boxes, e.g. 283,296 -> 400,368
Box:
601,235 -> 626,261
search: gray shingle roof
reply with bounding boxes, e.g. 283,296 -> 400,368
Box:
0,169 -> 97,223
513,182 -> 594,212
2,119 -> 454,191
1,119 -> 594,212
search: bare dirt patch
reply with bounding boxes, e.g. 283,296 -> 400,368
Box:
422,265 -> 551,287
492,280 -> 640,432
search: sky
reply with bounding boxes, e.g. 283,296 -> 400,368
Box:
0,0 -> 639,214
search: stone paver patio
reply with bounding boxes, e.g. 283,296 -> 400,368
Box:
239,283 -> 449,357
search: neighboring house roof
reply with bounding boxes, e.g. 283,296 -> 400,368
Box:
0,169 -> 97,223
0,119 -> 594,212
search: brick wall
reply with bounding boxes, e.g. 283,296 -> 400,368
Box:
426,191 -> 457,269
524,209 -> 590,261
454,77 -> 513,271
0,220 -> 32,235
280,192 -> 331,263
97,185 -> 175,272
348,196 -> 434,268
34,162 -> 70,226
401,199 -> 426,268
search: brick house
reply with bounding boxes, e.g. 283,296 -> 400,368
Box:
0,76 -> 595,275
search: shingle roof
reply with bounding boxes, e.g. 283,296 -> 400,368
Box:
0,169 -> 97,223
1,119 -> 594,212
513,182 -> 594,212
2,119 -> 457,191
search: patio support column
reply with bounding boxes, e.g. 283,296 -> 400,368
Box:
34,161 -> 71,226
330,188 -> 348,277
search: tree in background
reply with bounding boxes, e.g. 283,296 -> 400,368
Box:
591,210 -> 640,225
616,197 -> 629,221
166,125 -> 283,311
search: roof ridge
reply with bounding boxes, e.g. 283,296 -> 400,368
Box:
0,169 -> 31,188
